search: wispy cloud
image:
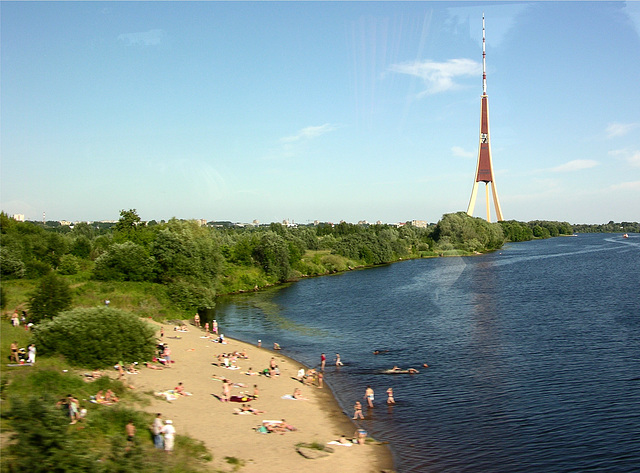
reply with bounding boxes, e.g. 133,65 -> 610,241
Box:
550,159 -> 599,172
608,148 -> 640,167
389,58 -> 481,96
118,29 -> 165,46
609,180 -> 640,191
605,122 -> 639,138
280,124 -> 337,143
451,146 -> 475,158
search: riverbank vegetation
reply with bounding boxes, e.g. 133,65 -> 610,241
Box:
1,209 -> 601,320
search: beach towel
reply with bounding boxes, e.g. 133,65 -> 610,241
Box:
281,394 -> 297,400
327,441 -> 353,447
155,390 -> 178,401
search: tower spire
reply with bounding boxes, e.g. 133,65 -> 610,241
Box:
466,14 -> 504,222
482,13 -> 486,96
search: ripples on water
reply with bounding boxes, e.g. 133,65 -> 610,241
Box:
211,234 -> 640,472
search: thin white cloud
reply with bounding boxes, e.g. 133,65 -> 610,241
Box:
280,124 -> 337,143
605,122 -> 639,138
609,180 -> 640,191
389,58 -> 481,96
608,148 -> 640,167
451,146 -> 475,158
550,159 -> 599,172
628,151 -> 640,167
118,29 -> 165,46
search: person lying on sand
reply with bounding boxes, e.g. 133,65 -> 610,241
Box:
292,388 -> 307,400
144,362 -> 164,370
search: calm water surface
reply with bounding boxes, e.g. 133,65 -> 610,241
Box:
209,234 -> 640,472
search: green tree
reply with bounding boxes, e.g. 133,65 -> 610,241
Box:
252,231 -> 291,282
0,246 -> 26,278
28,272 -> 73,323
57,254 -> 80,275
32,307 -> 157,368
92,242 -> 155,282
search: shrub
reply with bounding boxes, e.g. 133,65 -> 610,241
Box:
5,395 -> 101,472
166,279 -> 216,312
28,272 -> 73,323
31,307 -> 157,368
58,254 -> 80,275
92,242 -> 155,282
0,247 -> 26,279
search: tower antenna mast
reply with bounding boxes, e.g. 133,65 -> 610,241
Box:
466,13 -> 504,222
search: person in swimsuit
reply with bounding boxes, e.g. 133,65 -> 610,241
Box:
10,341 -> 19,363
364,386 -> 374,408
353,401 -> 364,420
386,387 -> 395,405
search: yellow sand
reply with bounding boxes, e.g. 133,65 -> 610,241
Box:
125,323 -> 394,472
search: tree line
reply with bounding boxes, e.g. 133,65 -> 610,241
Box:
1,209 -> 582,318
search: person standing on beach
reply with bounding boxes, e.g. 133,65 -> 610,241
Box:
151,413 -> 164,449
221,379 -> 230,402
353,401 -> 365,419
320,353 -> 326,371
27,344 -> 36,364
161,420 -> 176,453
212,319 -> 218,335
335,353 -> 343,367
194,313 -> 200,328
364,386 -> 374,408
317,371 -> 324,389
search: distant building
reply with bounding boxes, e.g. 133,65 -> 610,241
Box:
59,220 -> 72,226
358,220 -> 369,225
253,219 -> 260,226
195,219 -> 207,227
411,220 -> 428,228
12,214 -> 25,222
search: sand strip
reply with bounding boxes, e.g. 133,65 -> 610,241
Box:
124,323 -> 394,473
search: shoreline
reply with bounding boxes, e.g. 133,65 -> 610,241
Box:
129,322 -> 395,473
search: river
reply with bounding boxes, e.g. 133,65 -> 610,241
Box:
208,233 -> 640,472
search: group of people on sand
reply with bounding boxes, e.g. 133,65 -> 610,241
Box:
149,413 -> 176,453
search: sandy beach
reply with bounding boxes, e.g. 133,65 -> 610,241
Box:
124,322 -> 395,473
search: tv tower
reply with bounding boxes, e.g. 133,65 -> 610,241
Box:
466,14 -> 504,222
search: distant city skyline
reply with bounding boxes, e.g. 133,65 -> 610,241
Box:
2,2 -> 639,224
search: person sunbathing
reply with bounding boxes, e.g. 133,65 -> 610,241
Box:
292,388 -> 307,400
144,362 -> 164,370
279,419 -> 297,431
175,382 -> 187,395
105,389 -> 119,403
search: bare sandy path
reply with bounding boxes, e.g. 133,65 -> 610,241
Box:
126,323 -> 394,473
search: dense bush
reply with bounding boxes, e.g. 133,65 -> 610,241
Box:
166,279 -> 216,312
57,254 -> 80,275
0,247 -> 26,278
93,242 -> 155,282
32,307 -> 157,368
5,395 -> 101,472
28,272 -> 73,323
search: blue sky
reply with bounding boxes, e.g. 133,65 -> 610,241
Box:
2,1 -> 639,225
